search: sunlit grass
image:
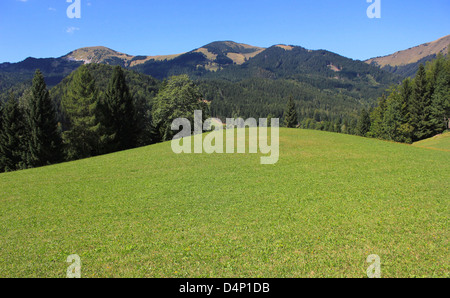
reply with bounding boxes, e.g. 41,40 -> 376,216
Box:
413,131 -> 450,152
0,129 -> 448,277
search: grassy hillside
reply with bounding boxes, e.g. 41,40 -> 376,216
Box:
0,129 -> 448,277
413,131 -> 450,151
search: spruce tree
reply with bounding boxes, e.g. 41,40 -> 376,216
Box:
411,64 -> 433,141
0,99 -> 3,134
368,94 -> 387,139
397,78 -> 414,143
382,91 -> 402,141
27,70 -> 63,167
0,93 -> 28,172
356,108 -> 371,137
284,96 -> 298,128
430,58 -> 450,134
100,66 -> 139,153
410,65 -> 427,128
62,65 -> 101,160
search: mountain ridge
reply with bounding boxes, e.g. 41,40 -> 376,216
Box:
365,34 -> 450,77
60,41 -> 266,70
0,40 -> 402,109
0,39 -> 407,138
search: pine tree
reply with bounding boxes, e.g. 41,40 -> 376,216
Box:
410,64 -> 433,141
62,65 -> 101,160
284,96 -> 298,128
356,108 -> 371,137
382,91 -> 402,141
410,65 -> 426,128
342,118 -> 350,134
26,70 -> 63,167
397,78 -> 414,143
0,99 -> 3,135
430,57 -> 450,134
0,93 -> 28,172
100,66 -> 139,153
368,94 -> 387,139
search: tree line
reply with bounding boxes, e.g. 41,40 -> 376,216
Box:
0,66 -> 208,173
280,53 -> 449,139
356,54 -> 450,143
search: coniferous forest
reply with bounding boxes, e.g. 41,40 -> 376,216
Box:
359,54 -> 450,143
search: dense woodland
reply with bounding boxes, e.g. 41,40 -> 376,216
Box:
357,54 -> 450,143
0,66 -> 209,172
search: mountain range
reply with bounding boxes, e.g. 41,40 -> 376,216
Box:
0,39 -> 401,90
1,35 -> 447,90
62,35 -> 450,78
0,35 -> 448,123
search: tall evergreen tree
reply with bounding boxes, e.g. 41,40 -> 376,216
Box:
368,94 -> 387,139
0,99 -> 3,135
410,64 -> 433,141
62,65 -> 101,160
100,66 -> 139,153
382,91 -> 402,141
284,96 -> 298,128
26,70 -> 63,167
430,57 -> 450,134
0,93 -> 28,172
356,108 -> 371,137
397,78 -> 414,143
410,64 -> 427,127
341,118 -> 350,134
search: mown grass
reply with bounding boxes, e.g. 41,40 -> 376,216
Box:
413,131 -> 450,152
0,129 -> 448,278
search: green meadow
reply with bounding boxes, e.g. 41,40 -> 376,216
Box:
413,132 -> 450,152
0,129 -> 448,278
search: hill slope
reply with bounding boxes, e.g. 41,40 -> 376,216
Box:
63,46 -> 184,68
0,57 -> 82,94
366,35 -> 450,77
413,131 -> 450,151
0,129 -> 448,277
61,41 -> 266,76
195,44 -> 400,120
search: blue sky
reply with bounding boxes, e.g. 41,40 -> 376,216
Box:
0,0 -> 449,63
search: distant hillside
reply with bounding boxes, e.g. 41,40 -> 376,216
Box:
63,42 -> 265,75
0,57 -> 82,94
366,35 -> 450,77
63,46 -> 183,68
63,46 -> 135,67
0,41 -> 267,90
0,40 -> 402,130
130,41 -> 266,78
195,41 -> 265,67
195,44 -> 400,121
